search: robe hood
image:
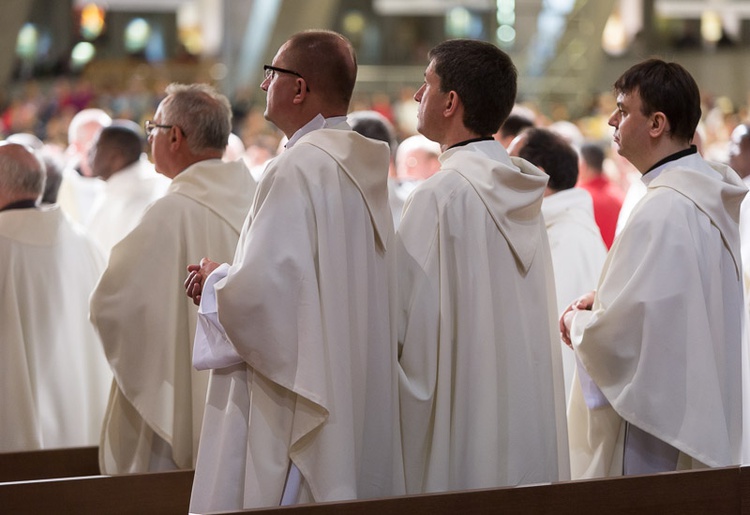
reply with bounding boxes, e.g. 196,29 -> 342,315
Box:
439,142 -> 548,272
649,162 -> 747,277
169,158 -> 254,233
298,124 -> 392,251
542,188 -> 601,234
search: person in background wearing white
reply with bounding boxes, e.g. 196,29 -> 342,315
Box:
0,142 -> 110,452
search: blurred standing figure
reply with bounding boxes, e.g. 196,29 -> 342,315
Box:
562,59 -> 746,478
509,128 -> 607,409
577,142 -> 624,248
0,142 -> 110,452
397,39 -> 569,495
90,84 -> 256,474
57,108 -> 111,223
85,120 -> 169,255
185,30 -> 403,512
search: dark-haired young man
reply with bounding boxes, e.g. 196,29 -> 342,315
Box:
397,39 -> 569,494
561,59 -> 746,478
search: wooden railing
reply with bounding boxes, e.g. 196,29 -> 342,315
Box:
1,447 -> 748,515
0,446 -> 99,482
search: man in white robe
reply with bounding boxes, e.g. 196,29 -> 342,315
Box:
562,59 -> 746,478
0,142 -> 110,452
85,121 -> 169,255
397,39 -> 569,495
57,108 -> 111,224
89,84 -> 256,474
509,128 -> 607,407
184,31 -> 403,512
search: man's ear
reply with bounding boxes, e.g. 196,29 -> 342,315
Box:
650,112 -> 670,138
444,91 -> 459,118
292,78 -> 308,105
169,126 -> 183,150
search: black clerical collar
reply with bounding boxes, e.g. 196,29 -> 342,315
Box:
0,199 -> 37,212
645,145 -> 698,175
446,136 -> 495,151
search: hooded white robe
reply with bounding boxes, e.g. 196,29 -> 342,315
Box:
90,159 -> 255,473
0,205 -> 110,451
568,154 -> 746,478
85,156 -> 169,255
542,188 -> 607,405
397,140 -> 570,494
188,122 -> 404,513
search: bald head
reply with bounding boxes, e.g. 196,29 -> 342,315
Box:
0,143 -> 45,208
284,30 -> 357,111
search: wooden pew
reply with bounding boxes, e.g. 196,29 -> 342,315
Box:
0,469 -> 194,515
0,446 -> 99,482
208,466 -> 745,515
0,466 -> 746,514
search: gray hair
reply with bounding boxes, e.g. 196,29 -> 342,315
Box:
0,144 -> 46,200
161,83 -> 232,154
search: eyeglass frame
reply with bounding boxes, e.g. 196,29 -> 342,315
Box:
144,120 -> 174,137
263,65 -> 310,92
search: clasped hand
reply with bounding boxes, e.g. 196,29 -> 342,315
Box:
184,257 -> 220,306
559,290 -> 595,348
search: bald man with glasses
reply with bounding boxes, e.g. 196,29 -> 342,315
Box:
185,30 -> 403,512
90,83 -> 256,475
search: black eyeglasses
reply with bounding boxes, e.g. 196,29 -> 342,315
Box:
263,65 -> 310,92
144,120 -> 174,136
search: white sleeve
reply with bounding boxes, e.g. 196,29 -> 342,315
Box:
192,263 -> 244,370
570,310 -> 610,410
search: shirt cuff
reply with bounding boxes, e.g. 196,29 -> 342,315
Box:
192,263 -> 244,370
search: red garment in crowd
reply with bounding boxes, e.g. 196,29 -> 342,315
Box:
578,175 -> 624,249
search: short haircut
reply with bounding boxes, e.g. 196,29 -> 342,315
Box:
285,30 -> 357,110
499,114 -> 534,139
428,39 -> 517,135
348,110 -> 397,159
579,142 -> 605,172
516,128 -> 578,192
40,150 -> 64,204
614,58 -> 701,143
161,83 -> 232,153
97,122 -> 144,167
0,144 -> 46,200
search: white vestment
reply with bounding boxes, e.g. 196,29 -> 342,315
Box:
189,122 -> 404,513
568,154 -> 746,478
0,205 -> 111,452
397,140 -> 570,495
85,156 -> 169,255
90,159 -> 255,473
541,188 -> 607,405
57,164 -> 104,224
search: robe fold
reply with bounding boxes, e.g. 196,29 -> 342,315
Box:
189,125 -> 404,513
90,159 -> 255,473
397,140 -> 570,494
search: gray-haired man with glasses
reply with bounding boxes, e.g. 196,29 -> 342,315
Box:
90,83 -> 256,475
185,30 -> 403,512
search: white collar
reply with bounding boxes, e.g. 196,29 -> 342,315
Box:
286,114 -> 348,149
